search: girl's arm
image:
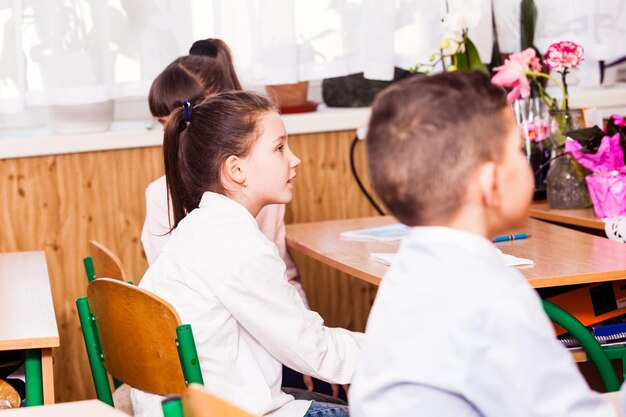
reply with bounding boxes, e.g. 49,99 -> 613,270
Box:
211,246 -> 363,383
256,204 -> 309,307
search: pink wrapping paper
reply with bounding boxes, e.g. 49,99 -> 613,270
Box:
584,174 -> 626,218
566,134 -> 626,218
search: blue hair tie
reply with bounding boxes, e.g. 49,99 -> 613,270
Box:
181,99 -> 192,122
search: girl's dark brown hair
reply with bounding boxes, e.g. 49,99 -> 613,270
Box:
149,39 -> 243,117
163,90 -> 276,228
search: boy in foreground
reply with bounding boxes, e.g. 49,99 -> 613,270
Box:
349,71 -> 625,417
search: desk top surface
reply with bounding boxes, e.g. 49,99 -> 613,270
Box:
0,251 -> 59,350
529,201 -> 604,231
1,400 -> 128,416
286,217 -> 626,288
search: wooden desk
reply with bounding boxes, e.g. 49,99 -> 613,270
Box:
0,251 -> 59,405
286,216 -> 626,289
529,201 -> 604,231
0,400 -> 128,416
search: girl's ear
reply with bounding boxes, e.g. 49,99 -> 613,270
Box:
222,155 -> 247,186
476,161 -> 498,208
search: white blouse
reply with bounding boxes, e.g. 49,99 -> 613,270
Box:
132,192 -> 363,417
140,175 -> 308,305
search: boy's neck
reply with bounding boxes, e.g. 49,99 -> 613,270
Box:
438,203 -> 492,240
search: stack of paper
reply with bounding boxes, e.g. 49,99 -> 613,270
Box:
370,250 -> 533,268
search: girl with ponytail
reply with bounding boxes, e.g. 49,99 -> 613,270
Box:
133,91 -> 362,417
142,39 -> 308,305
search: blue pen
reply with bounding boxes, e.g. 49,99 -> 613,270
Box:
493,233 -> 528,243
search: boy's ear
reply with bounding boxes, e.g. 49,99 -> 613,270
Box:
476,161 -> 498,208
222,155 -> 247,186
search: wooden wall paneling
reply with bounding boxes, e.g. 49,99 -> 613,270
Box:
0,146 -> 164,403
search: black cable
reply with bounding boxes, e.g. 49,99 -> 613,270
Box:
349,135 -> 385,216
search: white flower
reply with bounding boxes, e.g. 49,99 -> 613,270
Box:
440,0 -> 482,55
445,0 -> 482,30
440,31 -> 464,55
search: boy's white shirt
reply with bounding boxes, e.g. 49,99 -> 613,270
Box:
140,175 -> 308,306
350,226 -> 622,417
132,192 -> 363,417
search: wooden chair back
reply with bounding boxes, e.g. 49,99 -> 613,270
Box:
183,384 -> 258,417
89,240 -> 127,281
87,278 -> 187,395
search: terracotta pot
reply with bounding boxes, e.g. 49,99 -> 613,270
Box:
265,81 -> 309,108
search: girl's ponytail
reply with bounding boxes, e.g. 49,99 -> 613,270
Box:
162,91 -> 275,229
163,105 -> 192,230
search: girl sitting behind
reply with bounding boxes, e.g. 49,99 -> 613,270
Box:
142,39 -> 307,304
132,91 -> 363,417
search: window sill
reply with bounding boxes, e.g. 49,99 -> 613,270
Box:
2,82 -> 626,160
0,105 -> 371,159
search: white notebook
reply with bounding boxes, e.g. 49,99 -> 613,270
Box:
341,223 -> 409,241
370,249 -> 534,268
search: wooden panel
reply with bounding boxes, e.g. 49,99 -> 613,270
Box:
529,201 -> 604,231
0,130 -> 378,402
0,147 -> 163,402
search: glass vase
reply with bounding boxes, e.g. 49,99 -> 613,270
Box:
513,98 -> 551,196
546,109 -> 591,209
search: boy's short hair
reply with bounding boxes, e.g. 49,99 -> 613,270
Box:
366,70 -> 510,226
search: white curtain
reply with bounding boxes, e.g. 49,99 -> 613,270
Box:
12,0 -> 626,122
195,0 -> 493,85
494,0 -> 626,85
1,0 -> 495,120
0,0 -> 193,115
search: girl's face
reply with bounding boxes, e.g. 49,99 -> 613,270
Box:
241,111 -> 301,209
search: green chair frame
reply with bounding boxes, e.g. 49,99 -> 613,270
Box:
23,349 -> 43,406
543,299 -> 623,392
76,279 -> 204,407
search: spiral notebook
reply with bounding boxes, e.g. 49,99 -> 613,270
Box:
558,322 -> 626,348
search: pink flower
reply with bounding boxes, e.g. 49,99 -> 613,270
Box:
611,114 -> 626,127
545,41 -> 584,72
492,48 -> 542,103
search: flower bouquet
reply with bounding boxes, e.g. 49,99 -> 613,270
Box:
565,115 -> 626,218
491,41 -> 591,208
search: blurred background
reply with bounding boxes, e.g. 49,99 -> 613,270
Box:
2,0 -> 626,133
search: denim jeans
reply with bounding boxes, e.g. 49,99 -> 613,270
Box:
303,401 -> 350,417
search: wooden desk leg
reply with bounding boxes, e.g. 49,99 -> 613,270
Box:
42,348 -> 54,404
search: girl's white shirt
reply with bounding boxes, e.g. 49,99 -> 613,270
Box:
140,175 -> 308,306
132,191 -> 363,417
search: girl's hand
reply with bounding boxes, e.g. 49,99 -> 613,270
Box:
303,374 -> 314,391
331,384 -> 350,397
